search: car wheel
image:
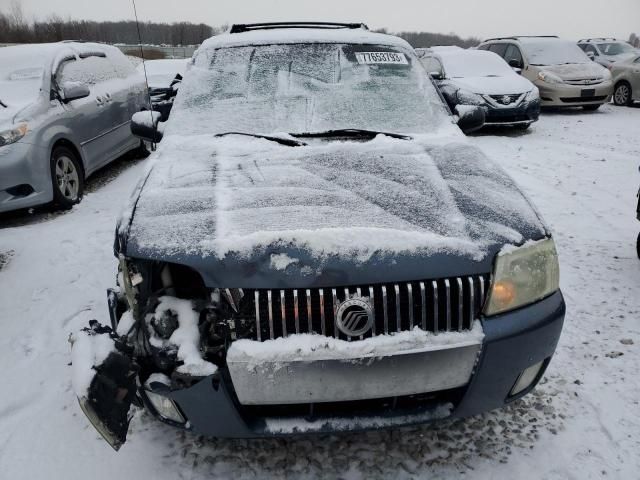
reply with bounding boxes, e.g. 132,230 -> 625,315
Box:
582,104 -> 601,111
50,145 -> 84,210
613,82 -> 632,106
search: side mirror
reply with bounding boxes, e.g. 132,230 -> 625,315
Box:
508,59 -> 523,69
429,71 -> 443,80
131,111 -> 163,143
455,105 -> 485,134
586,51 -> 596,60
61,82 -> 90,103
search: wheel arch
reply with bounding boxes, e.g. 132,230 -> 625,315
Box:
51,138 -> 86,179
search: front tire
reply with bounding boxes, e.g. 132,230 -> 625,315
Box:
50,146 -> 84,210
613,82 -> 632,106
582,104 -> 601,111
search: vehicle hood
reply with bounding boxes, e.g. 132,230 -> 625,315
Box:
604,52 -> 637,63
535,62 -> 608,80
0,80 -> 40,127
120,134 -> 547,288
0,100 -> 31,126
450,74 -> 533,95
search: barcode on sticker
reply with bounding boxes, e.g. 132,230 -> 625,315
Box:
355,52 -> 408,65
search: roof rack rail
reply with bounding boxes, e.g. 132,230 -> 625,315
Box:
229,22 -> 369,34
482,35 -> 559,42
578,37 -> 618,43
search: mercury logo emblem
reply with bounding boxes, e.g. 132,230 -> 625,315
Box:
336,297 -> 374,337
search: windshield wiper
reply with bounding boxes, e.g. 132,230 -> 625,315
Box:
292,129 -> 412,141
215,132 -> 306,147
0,99 -> 7,108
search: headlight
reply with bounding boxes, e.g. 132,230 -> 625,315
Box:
525,87 -> 540,101
456,89 -> 486,106
537,71 -> 564,84
0,123 -> 28,147
484,238 -> 560,316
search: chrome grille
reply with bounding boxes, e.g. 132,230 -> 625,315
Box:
564,78 -> 603,86
247,275 -> 489,342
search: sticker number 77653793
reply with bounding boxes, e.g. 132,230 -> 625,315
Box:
355,52 -> 409,65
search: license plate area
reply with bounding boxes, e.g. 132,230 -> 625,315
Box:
581,89 -> 596,98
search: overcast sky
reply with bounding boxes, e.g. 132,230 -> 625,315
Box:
4,0 -> 639,40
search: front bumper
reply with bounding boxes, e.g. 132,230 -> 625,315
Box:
535,80 -> 613,107
144,290 -> 565,438
0,141 -> 52,213
483,99 -> 541,126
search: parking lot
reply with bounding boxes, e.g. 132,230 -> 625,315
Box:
0,103 -> 638,479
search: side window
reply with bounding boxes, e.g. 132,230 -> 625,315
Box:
488,43 -> 508,58
635,57 -> 640,64
419,56 -> 444,76
477,44 -> 490,51
504,45 -> 524,67
58,55 -> 117,86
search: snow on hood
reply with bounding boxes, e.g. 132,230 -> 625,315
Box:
450,75 -> 534,95
538,61 -> 609,80
123,133 -> 546,268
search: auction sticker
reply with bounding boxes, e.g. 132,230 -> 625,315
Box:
355,52 -> 408,65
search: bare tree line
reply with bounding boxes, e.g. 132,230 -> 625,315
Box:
0,1 -> 217,46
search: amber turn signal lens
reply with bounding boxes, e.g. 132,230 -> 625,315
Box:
491,281 -> 516,309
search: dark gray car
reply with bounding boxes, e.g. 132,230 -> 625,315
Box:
70,23 -> 565,450
0,42 -> 147,212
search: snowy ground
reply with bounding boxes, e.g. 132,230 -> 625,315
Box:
1,104 -> 639,479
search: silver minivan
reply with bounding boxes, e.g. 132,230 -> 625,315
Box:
0,42 -> 147,212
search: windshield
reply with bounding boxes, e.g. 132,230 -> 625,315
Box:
598,42 -> 636,56
521,39 -> 591,66
170,43 -> 451,136
0,48 -> 46,107
440,51 -> 513,78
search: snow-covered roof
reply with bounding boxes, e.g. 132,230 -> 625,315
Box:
199,27 -> 413,51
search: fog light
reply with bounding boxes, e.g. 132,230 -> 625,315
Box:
510,361 -> 545,396
145,390 -> 185,424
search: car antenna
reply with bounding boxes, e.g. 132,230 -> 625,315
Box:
131,0 -> 157,145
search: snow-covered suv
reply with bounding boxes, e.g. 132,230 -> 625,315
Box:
70,22 -> 565,450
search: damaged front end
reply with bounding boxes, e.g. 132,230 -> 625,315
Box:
70,256 -> 250,450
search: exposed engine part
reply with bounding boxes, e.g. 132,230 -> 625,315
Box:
222,288 -> 244,313
118,255 -> 141,320
160,264 -> 175,297
151,308 -> 179,340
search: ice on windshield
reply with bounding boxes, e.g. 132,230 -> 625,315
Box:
520,38 -> 590,66
438,50 -> 513,78
168,43 -> 451,136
